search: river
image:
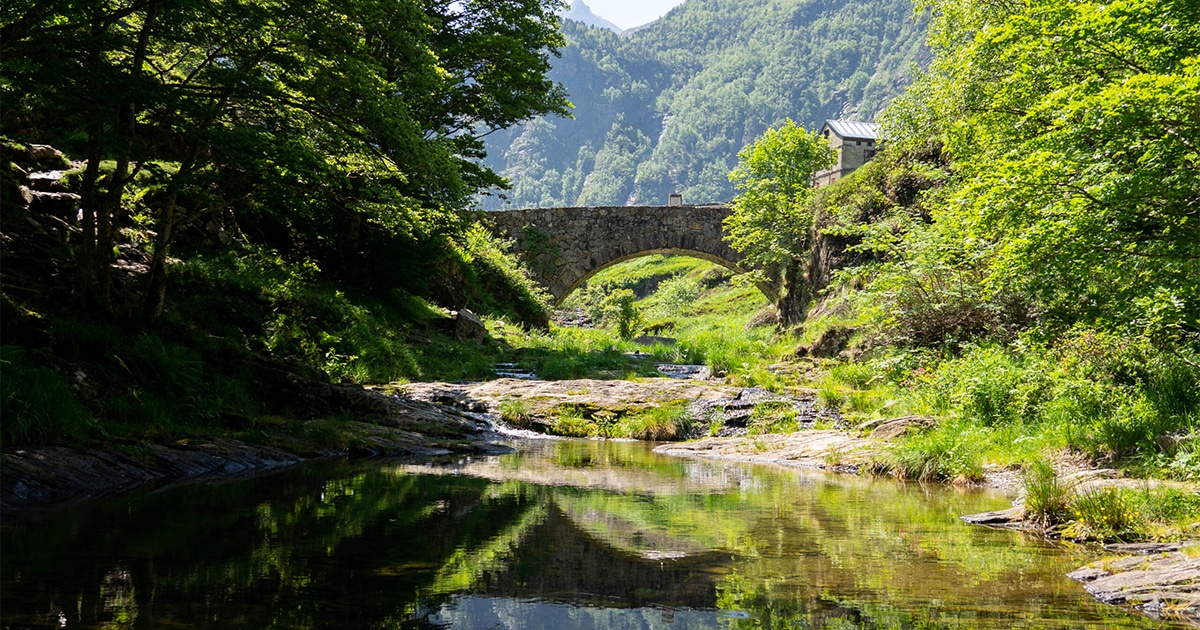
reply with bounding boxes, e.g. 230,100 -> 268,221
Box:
1,440 -> 1185,628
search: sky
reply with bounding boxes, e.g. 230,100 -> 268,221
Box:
583,0 -> 687,30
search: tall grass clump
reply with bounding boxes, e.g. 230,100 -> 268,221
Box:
748,401 -> 799,435
885,420 -> 984,483
620,403 -> 695,441
550,406 -> 594,438
1063,486 -> 1200,541
498,397 -> 535,429
1,346 -> 92,446
1063,487 -> 1141,541
1020,459 -> 1072,527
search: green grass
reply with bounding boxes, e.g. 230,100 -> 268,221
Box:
498,397 -> 535,429
1,345 -> 94,445
748,401 -> 800,435
619,402 -> 696,441
881,419 -> 985,483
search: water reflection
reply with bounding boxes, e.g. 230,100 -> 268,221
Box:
1,441 -> 1183,628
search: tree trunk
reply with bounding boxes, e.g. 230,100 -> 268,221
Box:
142,191 -> 178,322
777,258 -> 811,327
76,12 -> 107,315
98,3 -> 158,318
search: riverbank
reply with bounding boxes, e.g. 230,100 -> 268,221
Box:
0,389 -> 511,517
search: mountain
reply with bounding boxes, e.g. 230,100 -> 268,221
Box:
563,0 -> 623,33
480,0 -> 928,209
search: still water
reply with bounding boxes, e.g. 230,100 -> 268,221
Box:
1,440 -> 1185,629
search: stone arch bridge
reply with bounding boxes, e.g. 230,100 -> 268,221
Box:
484,205 -> 777,305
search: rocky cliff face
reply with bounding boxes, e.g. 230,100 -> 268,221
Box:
563,0 -> 622,33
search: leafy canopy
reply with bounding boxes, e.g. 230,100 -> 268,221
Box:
724,119 -> 833,268
877,0 -> 1200,352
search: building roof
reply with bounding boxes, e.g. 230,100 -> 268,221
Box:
824,119 -> 880,140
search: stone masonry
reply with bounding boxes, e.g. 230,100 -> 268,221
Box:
485,205 -> 777,304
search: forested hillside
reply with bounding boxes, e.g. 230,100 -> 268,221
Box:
480,0 -> 927,209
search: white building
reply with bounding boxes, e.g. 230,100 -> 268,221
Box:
813,120 -> 880,187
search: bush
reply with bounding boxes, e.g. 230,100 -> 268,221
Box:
601,289 -> 642,340
652,275 -> 701,317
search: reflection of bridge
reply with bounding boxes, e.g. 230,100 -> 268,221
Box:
485,205 -> 777,304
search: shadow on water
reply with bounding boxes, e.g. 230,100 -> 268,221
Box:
1,441 -> 1185,629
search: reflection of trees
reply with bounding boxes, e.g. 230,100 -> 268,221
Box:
2,463 -> 541,628
2,445 -> 1156,629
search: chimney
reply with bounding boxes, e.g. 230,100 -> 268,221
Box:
667,193 -> 683,207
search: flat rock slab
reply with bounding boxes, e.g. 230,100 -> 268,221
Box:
1,440 -> 301,516
403,378 -> 739,417
960,506 -> 1025,526
653,431 -> 878,470
2,393 -> 502,516
1070,548 -> 1200,625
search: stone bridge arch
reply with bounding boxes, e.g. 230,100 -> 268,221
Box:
484,205 -> 778,305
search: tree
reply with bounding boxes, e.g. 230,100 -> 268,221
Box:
1,0 -> 569,320
724,119 -> 833,324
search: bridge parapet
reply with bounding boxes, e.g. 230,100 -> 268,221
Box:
484,205 -> 776,304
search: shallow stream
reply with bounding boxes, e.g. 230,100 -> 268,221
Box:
2,440 -> 1186,628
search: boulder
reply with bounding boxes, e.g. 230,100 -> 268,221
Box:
27,144 -> 70,169
29,191 -> 80,218
28,170 -> 69,192
869,415 -> 935,440
454,308 -> 487,343
795,326 -> 856,358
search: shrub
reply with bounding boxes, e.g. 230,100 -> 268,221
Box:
601,288 -> 642,340
920,344 -> 1052,426
652,275 -> 701,317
